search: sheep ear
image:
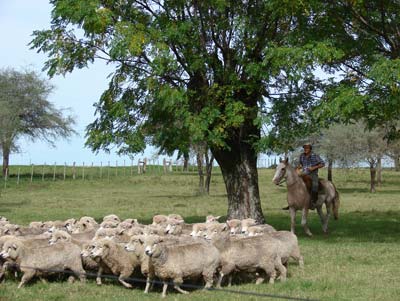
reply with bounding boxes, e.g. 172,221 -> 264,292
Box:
133,219 -> 138,224
12,243 -> 17,250
226,220 -> 232,227
222,223 -> 228,231
284,157 -> 289,164
157,237 -> 164,243
215,216 -> 221,220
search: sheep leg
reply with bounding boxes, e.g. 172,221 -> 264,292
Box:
118,275 -> 132,288
301,208 -> 312,236
202,272 -> 214,290
275,259 -> 287,282
227,274 -> 233,287
144,276 -> 152,293
173,277 -> 189,294
18,271 -> 35,288
289,207 -> 296,234
96,266 -> 103,285
216,271 -> 224,288
161,281 -> 168,298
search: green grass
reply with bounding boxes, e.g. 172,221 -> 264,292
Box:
0,168 -> 400,300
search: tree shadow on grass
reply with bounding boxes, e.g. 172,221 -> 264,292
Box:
266,210 -> 400,243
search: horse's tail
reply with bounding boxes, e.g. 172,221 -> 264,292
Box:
332,185 -> 340,220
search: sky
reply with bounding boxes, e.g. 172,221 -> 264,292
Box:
0,0 -> 164,166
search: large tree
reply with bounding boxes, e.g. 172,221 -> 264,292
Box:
31,0 -> 339,222
0,68 -> 76,176
314,1 -> 400,138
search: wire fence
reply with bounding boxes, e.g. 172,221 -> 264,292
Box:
0,157 -> 278,188
3,262 -> 319,301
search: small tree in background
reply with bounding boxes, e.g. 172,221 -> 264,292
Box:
0,68 -> 76,176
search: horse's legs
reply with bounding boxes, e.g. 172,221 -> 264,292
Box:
316,205 -> 327,233
324,201 -> 332,233
289,207 -> 296,234
301,208 -> 312,236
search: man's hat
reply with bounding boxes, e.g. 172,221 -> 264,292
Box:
303,142 -> 312,149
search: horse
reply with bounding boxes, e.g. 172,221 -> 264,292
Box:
272,158 -> 340,236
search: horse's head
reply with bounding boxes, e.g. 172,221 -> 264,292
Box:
272,158 -> 289,185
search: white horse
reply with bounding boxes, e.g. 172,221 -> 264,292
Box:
272,158 -> 340,236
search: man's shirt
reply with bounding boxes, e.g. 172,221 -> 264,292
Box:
299,152 -> 325,175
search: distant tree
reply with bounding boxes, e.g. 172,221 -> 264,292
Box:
0,68 -> 76,176
318,122 -> 386,192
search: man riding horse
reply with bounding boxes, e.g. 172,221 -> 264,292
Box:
298,143 -> 325,210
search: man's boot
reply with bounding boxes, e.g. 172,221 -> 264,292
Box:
310,191 -> 318,210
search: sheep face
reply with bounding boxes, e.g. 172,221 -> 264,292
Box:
143,236 -> 163,257
205,223 -> 228,240
49,230 -> 71,245
1,241 -> 21,260
165,223 -> 180,235
90,241 -> 111,259
81,244 -> 95,258
103,214 -> 120,223
206,215 -> 221,223
240,218 -> 257,234
226,219 -> 241,235
125,236 -> 143,252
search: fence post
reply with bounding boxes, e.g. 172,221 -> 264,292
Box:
17,167 -> 21,185
91,162 -> 94,180
31,164 -> 34,183
130,159 -> 133,176
115,161 -> 118,177
100,162 -> 103,179
72,162 -> 76,180
123,160 -> 126,177
42,163 -> 46,181
63,163 -> 66,181
53,162 -> 56,181
107,161 -> 110,182
82,162 -> 85,180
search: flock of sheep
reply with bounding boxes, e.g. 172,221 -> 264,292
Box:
0,214 -> 303,297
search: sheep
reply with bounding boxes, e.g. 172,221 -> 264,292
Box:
165,220 -> 192,236
152,214 -> 168,226
205,223 -> 286,286
117,219 -> 139,230
0,238 -> 86,288
206,215 -> 221,223
89,238 -> 140,288
225,219 -> 242,235
79,216 -> 98,226
269,231 -> 304,269
99,220 -> 119,229
112,227 -> 144,243
245,224 -> 277,236
124,235 -> 154,293
94,227 -> 119,240
102,214 -> 121,223
143,235 -> 220,298
72,220 -> 99,234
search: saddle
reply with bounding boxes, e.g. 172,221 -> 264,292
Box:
300,174 -> 323,194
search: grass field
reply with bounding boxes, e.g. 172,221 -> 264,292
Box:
0,167 -> 399,301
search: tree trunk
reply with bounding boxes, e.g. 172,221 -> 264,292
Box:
196,151 -> 205,194
370,163 -> 376,193
211,130 -> 265,223
327,158 -> 333,182
204,151 -> 214,194
183,152 -> 189,172
394,155 -> 400,171
377,157 -> 382,187
2,147 -> 10,177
